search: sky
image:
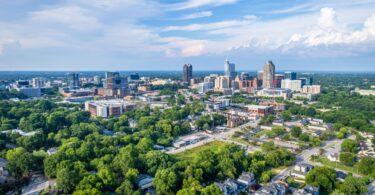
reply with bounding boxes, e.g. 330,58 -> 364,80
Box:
0,0 -> 375,71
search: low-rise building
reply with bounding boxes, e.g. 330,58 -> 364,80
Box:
216,179 -> 239,195
302,85 -> 321,94
293,185 -> 319,195
291,163 -> 314,179
245,105 -> 273,117
327,153 -> 339,162
136,174 -> 154,190
257,88 -> 292,99
237,172 -> 256,187
255,182 -> 287,195
85,99 -> 135,118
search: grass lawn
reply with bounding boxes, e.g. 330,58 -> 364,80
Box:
174,141 -> 227,161
314,156 -> 361,175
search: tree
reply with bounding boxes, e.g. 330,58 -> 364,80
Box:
357,157 -> 375,176
144,151 -> 171,176
339,152 -> 356,166
136,137 -> 153,154
115,179 -> 139,195
305,166 -> 337,193
260,171 -> 272,183
291,126 -> 302,137
341,139 -> 359,153
261,141 -> 276,152
280,111 -> 292,121
154,168 -> 178,195
98,167 -> 116,189
339,175 -> 368,195
202,184 -> 222,195
57,165 -> 82,193
6,147 -> 36,180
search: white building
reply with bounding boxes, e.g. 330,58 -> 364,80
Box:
281,79 -> 302,92
85,99 -> 135,118
198,82 -> 214,94
257,88 -> 292,99
215,76 -> 230,91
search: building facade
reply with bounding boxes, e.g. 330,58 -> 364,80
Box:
182,64 -> 193,84
224,59 -> 236,80
262,60 -> 275,89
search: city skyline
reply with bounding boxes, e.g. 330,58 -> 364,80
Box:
0,1 -> 374,71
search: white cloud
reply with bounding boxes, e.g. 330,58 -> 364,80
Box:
30,6 -> 101,31
168,0 -> 238,11
286,7 -> 375,50
179,11 -> 213,20
163,17 -> 256,31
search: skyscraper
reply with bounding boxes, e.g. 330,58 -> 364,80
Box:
300,73 -> 313,85
67,73 -> 80,88
284,71 -> 297,80
224,59 -> 236,80
262,60 -> 275,89
182,64 -> 193,84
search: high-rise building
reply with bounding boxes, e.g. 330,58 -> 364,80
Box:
182,64 -> 193,84
281,79 -> 302,92
262,60 -> 275,89
99,71 -> 128,97
67,73 -> 80,88
300,73 -> 313,85
224,59 -> 236,80
257,70 -> 263,87
214,76 -> 230,91
284,71 -> 297,80
32,77 -> 46,88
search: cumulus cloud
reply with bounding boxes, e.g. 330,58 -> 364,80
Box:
286,7 -> 375,50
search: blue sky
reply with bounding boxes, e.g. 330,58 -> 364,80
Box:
0,0 -> 375,71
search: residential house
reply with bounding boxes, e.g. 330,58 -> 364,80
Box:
290,163 -> 314,179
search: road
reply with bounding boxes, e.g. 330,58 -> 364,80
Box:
167,120 -> 261,154
272,135 -> 360,181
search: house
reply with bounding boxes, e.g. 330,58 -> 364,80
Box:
293,185 -> 319,195
336,171 -> 347,182
216,179 -> 239,195
290,163 -> 314,179
136,174 -> 154,190
327,153 -> 339,162
255,182 -> 287,195
47,147 -> 58,156
237,172 -> 256,187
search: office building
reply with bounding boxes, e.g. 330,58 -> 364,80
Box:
182,64 -> 193,84
257,88 -> 292,99
204,74 -> 218,83
198,82 -> 214,94
275,74 -> 284,88
214,76 -> 230,91
128,73 -> 140,82
244,105 -> 274,117
32,77 -> 47,88
16,87 -> 42,98
300,73 -> 313,85
302,85 -> 321,94
257,71 -> 263,87
99,72 -> 128,98
67,73 -> 80,88
240,72 -> 251,80
224,59 -> 236,80
281,79 -> 302,92
262,60 -> 275,89
85,99 -> 135,118
284,71 -> 297,80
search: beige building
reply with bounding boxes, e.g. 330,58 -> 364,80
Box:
302,85 -> 321,94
